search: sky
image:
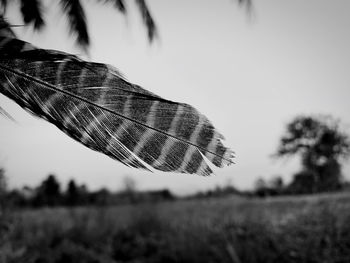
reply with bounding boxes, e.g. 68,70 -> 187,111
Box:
0,0 -> 350,195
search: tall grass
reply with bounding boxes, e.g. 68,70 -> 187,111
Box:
2,192 -> 350,262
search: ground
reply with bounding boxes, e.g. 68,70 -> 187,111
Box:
1,192 -> 350,263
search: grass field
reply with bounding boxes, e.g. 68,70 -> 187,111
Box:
1,192 -> 350,263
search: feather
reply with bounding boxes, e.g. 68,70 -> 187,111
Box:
0,36 -> 234,176
0,0 -> 7,12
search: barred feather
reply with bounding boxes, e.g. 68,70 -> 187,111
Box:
0,36 -> 234,176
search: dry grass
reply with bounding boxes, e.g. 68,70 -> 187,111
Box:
2,192 -> 350,263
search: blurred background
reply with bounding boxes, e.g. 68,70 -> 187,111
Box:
1,0 -> 350,262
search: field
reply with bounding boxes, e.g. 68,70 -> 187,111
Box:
1,192 -> 350,263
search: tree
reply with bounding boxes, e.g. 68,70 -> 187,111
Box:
122,176 -> 137,194
121,176 -> 137,203
65,179 -> 89,206
90,188 -> 110,206
287,170 -> 318,194
276,115 -> 350,193
33,174 -> 62,206
254,177 -> 268,197
0,168 -> 7,208
0,168 -> 6,194
269,176 -> 283,190
0,0 -> 157,51
269,175 -> 284,195
65,179 -> 79,206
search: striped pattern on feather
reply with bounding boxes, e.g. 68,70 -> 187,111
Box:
0,36 -> 234,176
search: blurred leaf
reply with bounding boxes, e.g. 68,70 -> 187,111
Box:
135,0 -> 157,42
113,0 -> 126,13
20,0 -> 45,30
60,0 -> 89,51
96,0 -> 127,13
0,0 -> 7,12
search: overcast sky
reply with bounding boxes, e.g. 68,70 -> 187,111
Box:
1,0 -> 350,195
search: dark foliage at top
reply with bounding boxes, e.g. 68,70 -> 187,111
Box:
20,0 -> 44,30
0,0 -> 158,50
60,0 -> 90,50
0,0 -> 252,51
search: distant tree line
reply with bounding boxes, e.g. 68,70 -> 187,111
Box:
190,183 -> 240,199
0,173 -> 174,209
253,174 -> 350,198
1,115 -> 349,204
